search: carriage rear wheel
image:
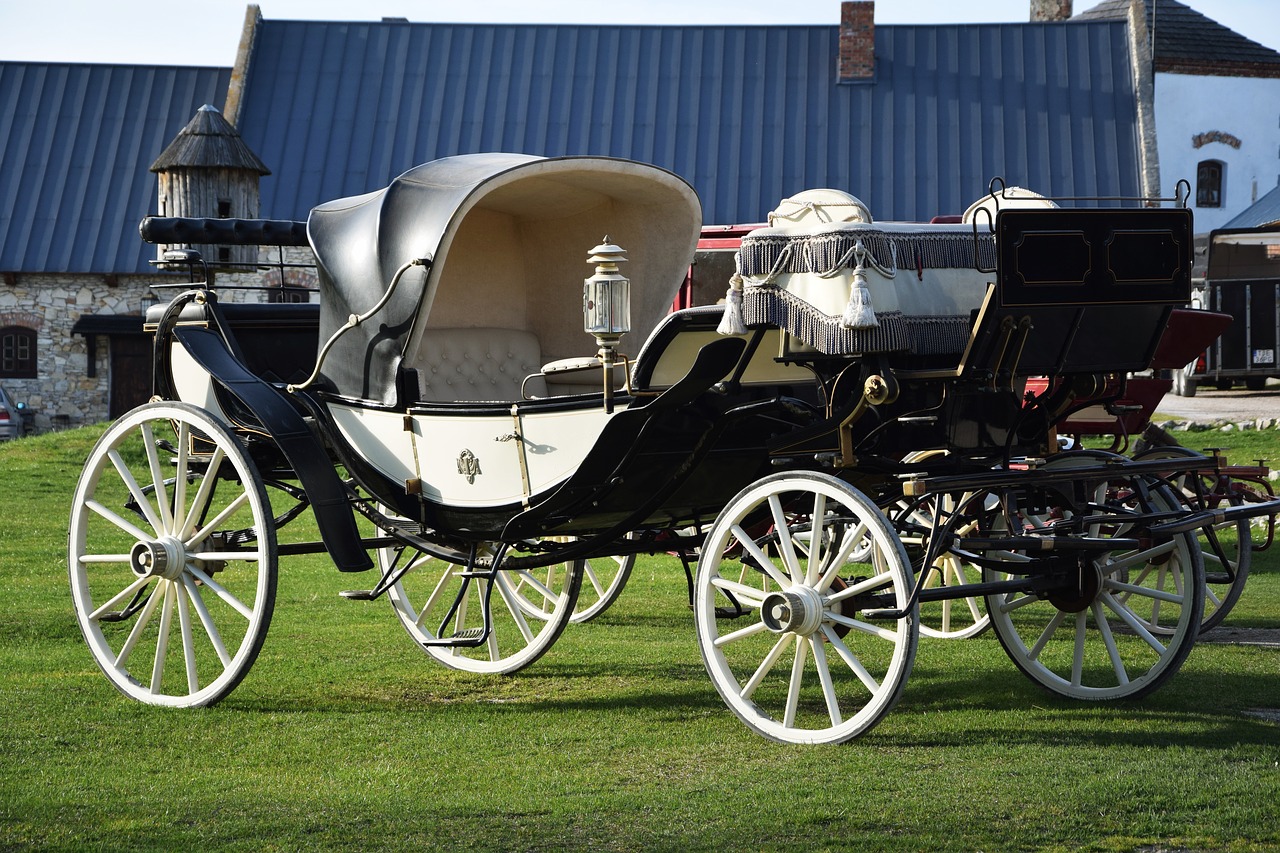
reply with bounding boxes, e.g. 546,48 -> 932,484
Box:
897,450 -> 990,640
1131,446 -> 1251,633
694,472 -> 917,745
983,452 -> 1203,701
571,552 -> 635,623
383,539 -> 582,674
69,402 -> 277,707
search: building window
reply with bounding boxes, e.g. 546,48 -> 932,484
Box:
0,326 -> 36,378
1197,160 -> 1224,208
217,198 -> 232,218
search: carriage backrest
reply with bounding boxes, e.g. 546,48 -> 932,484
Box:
961,206 -> 1194,377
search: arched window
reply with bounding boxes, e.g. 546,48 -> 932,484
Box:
0,326 -> 36,378
1196,160 -> 1224,208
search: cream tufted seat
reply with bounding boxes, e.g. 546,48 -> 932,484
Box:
415,328 -> 548,402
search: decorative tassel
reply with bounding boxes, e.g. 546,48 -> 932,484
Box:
840,266 -> 878,329
717,272 -> 748,336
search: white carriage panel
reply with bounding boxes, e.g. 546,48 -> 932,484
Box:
168,343 -> 229,419
329,405 -> 417,489
409,413 -> 526,506
515,405 -> 618,495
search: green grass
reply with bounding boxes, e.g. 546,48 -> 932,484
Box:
2,426 -> 1279,851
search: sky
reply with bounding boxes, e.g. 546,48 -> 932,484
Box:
2,0 -> 1279,68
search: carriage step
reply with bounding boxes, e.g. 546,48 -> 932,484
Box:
420,627 -> 487,647
338,589 -> 378,600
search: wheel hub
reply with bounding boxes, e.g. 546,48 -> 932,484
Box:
130,537 -> 186,581
1046,554 -> 1103,613
760,586 -> 825,636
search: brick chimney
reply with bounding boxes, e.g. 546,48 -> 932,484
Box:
839,1 -> 875,82
1030,0 -> 1073,21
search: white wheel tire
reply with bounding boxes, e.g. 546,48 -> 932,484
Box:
984,453 -> 1203,701
694,472 -> 917,744
384,539 -> 581,675
69,402 -> 277,707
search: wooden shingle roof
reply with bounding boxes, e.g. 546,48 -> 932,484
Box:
1075,0 -> 1280,77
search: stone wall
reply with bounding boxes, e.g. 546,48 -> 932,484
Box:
2,244 -> 318,431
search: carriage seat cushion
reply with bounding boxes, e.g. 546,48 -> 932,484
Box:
414,328 -> 548,402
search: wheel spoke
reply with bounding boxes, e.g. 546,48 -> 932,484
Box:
510,569 -> 558,608
172,421 -> 190,539
1071,610 -> 1087,688
740,633 -> 792,700
186,565 -> 255,621
823,626 -> 882,694
806,492 -> 828,585
140,422 -> 175,534
767,495 -> 803,584
178,446 -> 226,540
185,491 -> 251,549
709,575 -> 769,609
88,576 -> 151,621
182,575 -> 231,667
1100,591 -> 1169,655
1091,600 -> 1129,686
175,577 -> 199,694
783,636 -> 807,728
816,520 -> 868,591
1104,577 -> 1185,605
114,583 -> 165,668
808,635 -> 843,727
827,570 -> 894,603
712,619 -> 771,648
107,448 -> 164,533
1027,609 -> 1067,661
150,582 -> 177,693
732,525 -> 792,589
494,574 -> 536,645
86,499 -> 152,543
826,611 -> 901,642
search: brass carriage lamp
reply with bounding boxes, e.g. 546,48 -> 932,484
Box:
584,237 -> 631,412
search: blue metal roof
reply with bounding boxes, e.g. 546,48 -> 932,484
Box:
0,62 -> 231,273
236,18 -> 1141,225
1223,184 -> 1280,228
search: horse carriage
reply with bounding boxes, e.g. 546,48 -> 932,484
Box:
68,153 -> 1279,744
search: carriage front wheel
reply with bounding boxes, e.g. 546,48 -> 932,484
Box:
69,402 -> 277,707
694,472 -> 918,744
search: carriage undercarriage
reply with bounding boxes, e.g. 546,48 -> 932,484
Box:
68,154 -> 1280,744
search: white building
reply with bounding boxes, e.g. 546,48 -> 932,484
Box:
1077,0 -> 1280,234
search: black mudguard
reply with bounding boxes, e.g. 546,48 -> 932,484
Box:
173,326 -> 373,572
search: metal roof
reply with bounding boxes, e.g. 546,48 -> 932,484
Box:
235,18 -> 1143,226
0,62 -> 231,274
1223,184 -> 1280,228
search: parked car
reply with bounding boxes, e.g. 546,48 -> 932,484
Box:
0,384 -> 24,441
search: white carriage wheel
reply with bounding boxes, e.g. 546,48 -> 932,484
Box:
983,452 -> 1204,701
69,402 -> 277,707
383,537 -> 582,675
694,472 -> 918,745
569,552 -> 635,623
1132,446 -> 1252,634
898,451 -> 990,640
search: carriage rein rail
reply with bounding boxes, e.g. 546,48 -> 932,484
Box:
287,256 -> 432,394
969,177 -> 1193,273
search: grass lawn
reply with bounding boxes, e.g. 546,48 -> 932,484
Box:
2,425 -> 1278,851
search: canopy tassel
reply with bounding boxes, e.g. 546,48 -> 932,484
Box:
716,256 -> 748,336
